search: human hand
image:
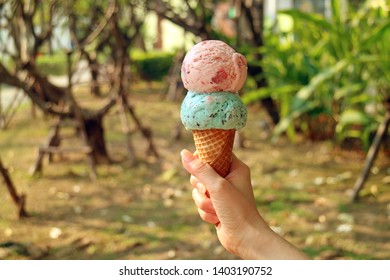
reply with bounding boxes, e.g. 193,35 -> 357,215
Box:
181,149 -> 268,258
181,149 -> 308,260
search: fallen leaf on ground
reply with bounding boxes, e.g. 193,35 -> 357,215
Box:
49,227 -> 62,239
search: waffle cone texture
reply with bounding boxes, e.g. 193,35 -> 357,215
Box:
192,129 -> 235,177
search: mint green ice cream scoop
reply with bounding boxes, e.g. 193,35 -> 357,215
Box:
180,91 -> 247,130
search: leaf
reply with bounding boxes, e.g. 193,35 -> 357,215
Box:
335,109 -> 373,143
279,9 -> 334,32
306,106 -> 332,117
295,59 -> 348,102
242,85 -> 300,105
336,224 -> 353,233
331,0 -> 343,24
49,227 -> 62,239
338,109 -> 371,127
357,54 -> 381,63
273,100 -> 320,138
159,168 -> 178,182
337,213 -> 354,224
362,21 -> 390,48
349,93 -> 373,105
334,83 -> 365,100
242,88 -> 272,104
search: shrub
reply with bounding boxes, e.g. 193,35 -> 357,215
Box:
131,50 -> 174,81
36,52 -> 67,76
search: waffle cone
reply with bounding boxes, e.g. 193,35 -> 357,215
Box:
192,129 -> 235,177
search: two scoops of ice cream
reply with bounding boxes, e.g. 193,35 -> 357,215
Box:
180,40 -> 247,177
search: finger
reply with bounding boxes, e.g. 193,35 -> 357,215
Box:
181,149 -> 228,197
192,188 -> 216,214
190,177 -> 207,195
190,175 -> 199,188
197,208 -> 220,225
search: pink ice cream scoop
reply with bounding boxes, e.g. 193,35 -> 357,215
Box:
181,40 -> 247,93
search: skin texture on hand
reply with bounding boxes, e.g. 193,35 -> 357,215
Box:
181,149 -> 309,260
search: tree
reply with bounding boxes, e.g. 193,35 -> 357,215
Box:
0,0 -> 158,166
0,0 -> 112,163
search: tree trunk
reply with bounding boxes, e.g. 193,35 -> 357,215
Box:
247,62 -> 280,125
242,0 -> 280,125
83,50 -> 101,97
82,114 -> 110,164
0,157 -> 28,219
351,111 -> 390,201
90,64 -> 101,97
259,94 -> 280,125
154,14 -> 163,50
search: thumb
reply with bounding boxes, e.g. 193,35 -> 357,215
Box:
180,149 -> 228,197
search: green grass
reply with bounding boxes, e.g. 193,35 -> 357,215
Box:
303,245 -> 336,258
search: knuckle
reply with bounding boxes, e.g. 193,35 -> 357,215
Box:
198,208 -> 207,221
212,177 -> 228,194
190,158 -> 207,171
238,161 -> 251,177
190,175 -> 199,187
193,189 -> 212,212
198,197 -> 210,212
192,189 -> 201,206
199,209 -> 218,224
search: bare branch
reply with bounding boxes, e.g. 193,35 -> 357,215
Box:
184,0 -> 197,20
241,0 -> 263,46
149,0 -> 210,39
78,1 -> 116,50
96,98 -> 116,117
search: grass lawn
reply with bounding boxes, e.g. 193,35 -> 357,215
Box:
0,82 -> 389,260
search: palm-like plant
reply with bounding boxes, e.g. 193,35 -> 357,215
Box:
244,0 -> 389,148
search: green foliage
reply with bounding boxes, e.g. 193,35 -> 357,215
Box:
244,0 -> 389,148
0,55 -> 15,70
131,50 -> 174,81
336,109 -> 378,151
36,53 -> 67,76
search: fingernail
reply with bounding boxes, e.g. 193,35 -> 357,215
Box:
181,149 -> 195,163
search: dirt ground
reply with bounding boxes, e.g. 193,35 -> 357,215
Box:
1,83 -> 389,260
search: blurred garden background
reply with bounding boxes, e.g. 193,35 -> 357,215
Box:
0,0 -> 389,260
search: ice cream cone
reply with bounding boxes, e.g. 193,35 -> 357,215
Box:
181,41 -> 247,178
192,129 -> 235,177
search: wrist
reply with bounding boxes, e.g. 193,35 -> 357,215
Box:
239,213 -> 309,260
237,212 -> 273,260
